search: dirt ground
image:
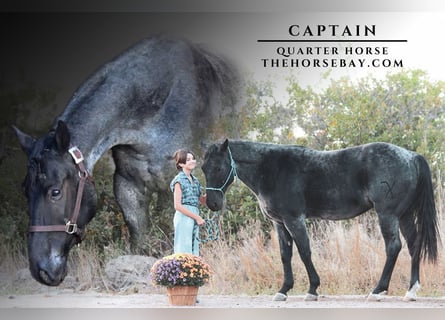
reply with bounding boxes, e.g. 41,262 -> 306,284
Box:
1,291 -> 444,308
2,291 -> 445,320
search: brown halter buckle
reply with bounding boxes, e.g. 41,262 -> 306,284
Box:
65,221 -> 78,234
68,146 -> 84,164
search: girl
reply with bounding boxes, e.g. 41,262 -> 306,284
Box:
170,149 -> 206,255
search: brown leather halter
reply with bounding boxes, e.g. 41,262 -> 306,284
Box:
28,146 -> 91,240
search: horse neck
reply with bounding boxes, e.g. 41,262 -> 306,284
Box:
56,103 -> 127,174
230,140 -> 263,193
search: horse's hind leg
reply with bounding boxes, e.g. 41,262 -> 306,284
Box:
273,222 -> 294,301
400,215 -> 421,301
369,213 -> 401,300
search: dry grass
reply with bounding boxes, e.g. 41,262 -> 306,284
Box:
201,211 -> 445,297
1,201 -> 444,298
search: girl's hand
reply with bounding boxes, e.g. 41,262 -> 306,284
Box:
196,216 -> 206,226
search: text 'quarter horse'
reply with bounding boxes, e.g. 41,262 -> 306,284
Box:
13,36 -> 240,286
202,139 -> 439,301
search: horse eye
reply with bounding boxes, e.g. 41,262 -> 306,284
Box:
50,189 -> 62,200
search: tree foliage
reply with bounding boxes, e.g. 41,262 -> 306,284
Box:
241,69 -> 445,176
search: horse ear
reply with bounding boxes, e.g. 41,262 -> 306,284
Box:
55,120 -> 70,154
12,125 -> 36,157
220,138 -> 229,151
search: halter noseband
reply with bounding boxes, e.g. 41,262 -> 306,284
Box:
205,146 -> 237,194
28,146 -> 90,240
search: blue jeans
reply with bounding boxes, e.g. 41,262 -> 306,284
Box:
173,205 -> 200,255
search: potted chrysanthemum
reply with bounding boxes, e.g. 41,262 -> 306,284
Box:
150,253 -> 212,306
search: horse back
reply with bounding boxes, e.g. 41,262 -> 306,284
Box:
257,142 -> 419,219
62,36 -> 237,127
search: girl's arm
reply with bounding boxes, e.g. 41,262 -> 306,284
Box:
173,183 -> 205,225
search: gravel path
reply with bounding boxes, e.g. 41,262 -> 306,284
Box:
1,292 -> 445,308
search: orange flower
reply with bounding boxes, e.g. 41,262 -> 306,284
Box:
150,253 -> 212,288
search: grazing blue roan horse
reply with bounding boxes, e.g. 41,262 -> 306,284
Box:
13,36 -> 240,286
202,139 -> 439,301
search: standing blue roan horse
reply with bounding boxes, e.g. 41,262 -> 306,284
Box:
13,36 -> 239,286
202,139 -> 439,301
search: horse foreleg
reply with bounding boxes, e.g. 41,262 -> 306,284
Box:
285,216 -> 320,300
113,171 -> 149,253
273,222 -> 294,301
368,214 -> 401,301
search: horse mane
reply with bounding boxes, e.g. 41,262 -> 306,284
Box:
191,44 -> 240,110
230,139 -> 307,155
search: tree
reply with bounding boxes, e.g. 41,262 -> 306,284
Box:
238,69 -> 445,182
286,69 -> 445,175
239,79 -> 299,144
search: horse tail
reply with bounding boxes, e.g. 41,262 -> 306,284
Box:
404,155 -> 440,263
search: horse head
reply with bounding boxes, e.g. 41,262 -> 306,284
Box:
13,120 -> 97,286
202,139 -> 237,211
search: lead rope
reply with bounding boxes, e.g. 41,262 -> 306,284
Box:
199,146 -> 236,243
196,211 -> 220,243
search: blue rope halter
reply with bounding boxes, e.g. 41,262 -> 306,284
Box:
205,146 -> 237,194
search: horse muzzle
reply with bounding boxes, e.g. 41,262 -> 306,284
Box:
207,202 -> 222,211
206,193 -> 224,211
32,260 -> 67,286
28,246 -> 68,286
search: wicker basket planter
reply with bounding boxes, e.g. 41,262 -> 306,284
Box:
166,286 -> 199,306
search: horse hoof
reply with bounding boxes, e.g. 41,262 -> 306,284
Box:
403,292 -> 417,302
403,281 -> 421,301
272,292 -> 288,301
304,293 -> 318,301
367,291 -> 387,302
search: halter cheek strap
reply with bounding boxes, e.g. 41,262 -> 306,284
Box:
28,146 -> 91,239
205,146 -> 237,194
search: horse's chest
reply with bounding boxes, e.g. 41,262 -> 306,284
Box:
257,197 -> 283,222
